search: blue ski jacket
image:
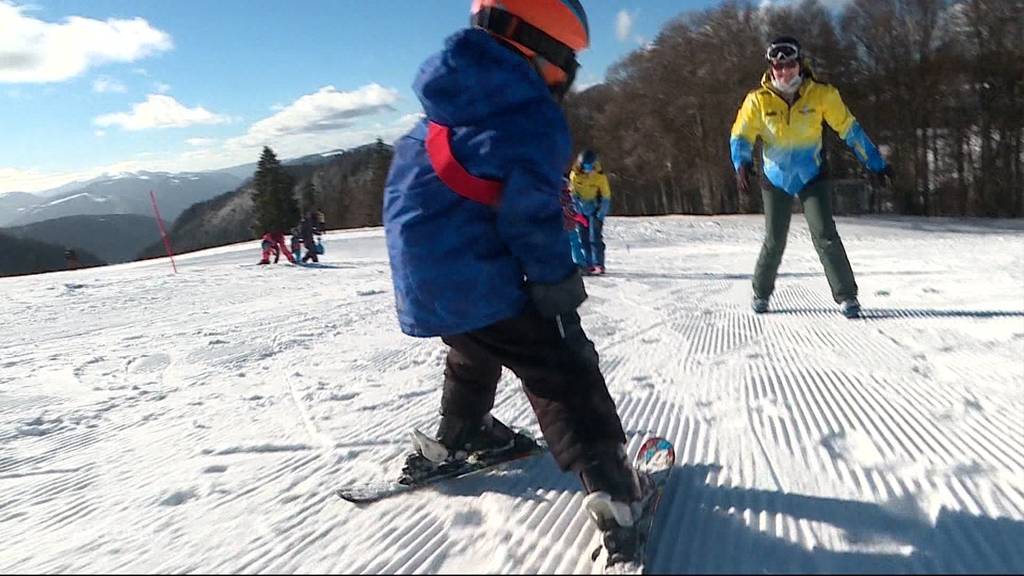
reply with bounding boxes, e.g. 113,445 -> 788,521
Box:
383,28 -> 576,337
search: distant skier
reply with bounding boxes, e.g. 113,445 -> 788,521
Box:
258,231 -> 294,265
383,0 -> 648,561
731,36 -> 893,319
570,149 -> 612,275
299,213 -> 319,263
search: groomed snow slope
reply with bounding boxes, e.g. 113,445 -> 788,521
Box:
1,215 -> 1022,573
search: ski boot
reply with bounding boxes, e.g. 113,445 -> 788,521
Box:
579,445 -> 652,570
400,413 -> 531,483
751,295 -> 769,314
840,297 -> 861,319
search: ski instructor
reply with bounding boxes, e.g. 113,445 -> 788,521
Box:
731,36 -> 892,319
382,0 -> 649,566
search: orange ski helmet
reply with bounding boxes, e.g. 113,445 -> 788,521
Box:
470,0 -> 589,95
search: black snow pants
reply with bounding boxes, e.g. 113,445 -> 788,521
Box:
301,234 -> 318,263
439,306 -> 626,472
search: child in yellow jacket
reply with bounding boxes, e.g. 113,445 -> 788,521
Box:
570,150 -> 612,274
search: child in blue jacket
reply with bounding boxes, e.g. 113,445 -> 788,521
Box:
383,0 -> 645,559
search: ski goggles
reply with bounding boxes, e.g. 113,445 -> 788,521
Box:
540,56 -> 578,101
766,42 -> 800,64
474,6 -> 580,100
580,162 -> 594,172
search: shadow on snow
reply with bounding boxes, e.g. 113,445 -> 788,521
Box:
648,464 -> 1024,573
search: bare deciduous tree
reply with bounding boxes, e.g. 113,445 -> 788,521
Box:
566,0 -> 1023,218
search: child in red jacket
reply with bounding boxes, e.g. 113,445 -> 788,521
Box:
258,231 -> 294,264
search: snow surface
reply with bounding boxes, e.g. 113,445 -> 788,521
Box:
1,215 -> 1022,573
43,192 -> 110,207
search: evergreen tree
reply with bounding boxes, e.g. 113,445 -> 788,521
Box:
252,146 -> 299,234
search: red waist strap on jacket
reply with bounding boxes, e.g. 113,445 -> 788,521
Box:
426,121 -> 502,207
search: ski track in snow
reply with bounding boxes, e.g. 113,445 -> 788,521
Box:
1,216 -> 1022,573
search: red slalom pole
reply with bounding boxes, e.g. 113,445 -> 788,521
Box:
149,190 -> 178,273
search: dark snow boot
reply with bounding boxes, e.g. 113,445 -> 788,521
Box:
401,413 -> 532,482
751,295 -> 770,313
578,444 -> 650,567
578,444 -> 642,501
435,412 -> 517,459
840,298 -> 861,319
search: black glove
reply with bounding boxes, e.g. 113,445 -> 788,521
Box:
869,165 -> 893,188
737,163 -> 753,196
527,269 -> 587,318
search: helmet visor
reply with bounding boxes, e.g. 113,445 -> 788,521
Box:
766,42 -> 800,63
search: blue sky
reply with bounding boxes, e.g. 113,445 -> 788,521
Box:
0,0 -> 743,194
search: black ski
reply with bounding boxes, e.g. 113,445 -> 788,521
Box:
336,434 -> 546,504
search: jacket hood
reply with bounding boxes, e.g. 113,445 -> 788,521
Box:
414,28 -> 553,126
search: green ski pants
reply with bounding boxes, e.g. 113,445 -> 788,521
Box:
752,179 -> 858,304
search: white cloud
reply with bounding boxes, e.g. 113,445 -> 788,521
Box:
217,114 -> 411,166
181,111 -> 415,173
0,153 -> 198,193
0,1 -> 172,84
95,130 -> 106,137
94,94 -> 228,130
396,112 -> 424,126
92,76 -> 126,93
153,81 -> 171,93
616,10 -> 635,42
0,166 -> 100,193
229,84 -> 399,148
2,85 -> 409,194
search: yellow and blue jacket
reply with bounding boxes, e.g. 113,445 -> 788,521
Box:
570,161 -> 612,219
730,72 -> 885,196
569,161 -> 612,201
